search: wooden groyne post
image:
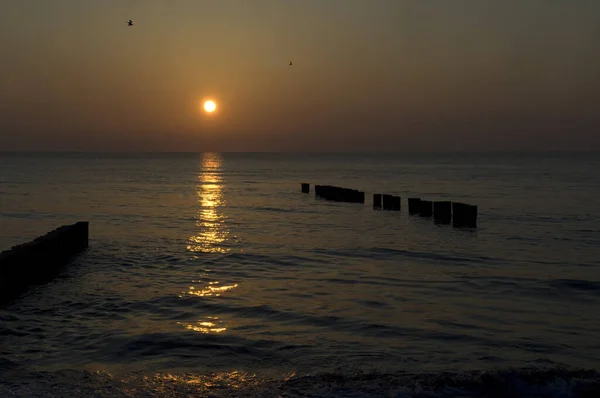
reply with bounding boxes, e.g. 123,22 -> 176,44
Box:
433,201 -> 452,223
382,194 -> 394,210
373,194 -> 382,209
350,189 -> 365,204
392,196 -> 401,211
314,184 -> 364,204
331,186 -> 343,202
408,198 -> 421,215
305,183 -> 480,227
0,221 -> 89,303
315,185 -> 331,199
419,200 -> 433,217
452,202 -> 478,228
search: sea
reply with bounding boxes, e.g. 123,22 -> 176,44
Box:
0,151 -> 599,397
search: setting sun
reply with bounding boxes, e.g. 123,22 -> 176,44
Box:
203,100 -> 217,113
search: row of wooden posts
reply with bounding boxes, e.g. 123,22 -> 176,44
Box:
301,183 -> 477,228
0,221 -> 89,303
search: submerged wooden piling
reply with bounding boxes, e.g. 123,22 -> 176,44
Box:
452,202 -> 478,228
382,194 -> 394,210
433,201 -> 452,223
335,187 -> 363,204
392,196 -> 401,211
350,189 -> 365,204
314,184 -> 365,204
330,186 -> 343,202
315,184 -> 322,196
0,221 -> 89,303
408,198 -> 421,215
419,200 -> 433,217
358,191 -> 365,204
373,194 -> 382,209
341,188 -> 353,202
316,185 -> 332,199
305,181 -> 480,227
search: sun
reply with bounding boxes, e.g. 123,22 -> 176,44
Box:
203,100 -> 217,113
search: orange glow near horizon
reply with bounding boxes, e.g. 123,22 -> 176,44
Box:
1,2 -> 599,152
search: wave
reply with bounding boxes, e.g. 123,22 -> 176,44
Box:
549,279 -> 600,292
310,246 -> 501,267
0,367 -> 598,397
248,205 -> 321,215
549,279 -> 600,297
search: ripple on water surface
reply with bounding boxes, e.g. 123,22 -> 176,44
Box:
1,152 -> 600,396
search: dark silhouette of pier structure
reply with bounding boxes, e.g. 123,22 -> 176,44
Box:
0,221 -> 89,304
301,183 -> 478,228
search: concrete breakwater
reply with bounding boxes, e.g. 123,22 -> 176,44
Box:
0,221 -> 89,303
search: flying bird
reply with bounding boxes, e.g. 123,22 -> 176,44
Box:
127,20 -> 133,26
289,61 -> 292,66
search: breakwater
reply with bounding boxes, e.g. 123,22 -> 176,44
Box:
0,221 -> 89,303
302,183 -> 477,228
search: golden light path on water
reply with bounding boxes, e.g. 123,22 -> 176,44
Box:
187,281 -> 239,297
177,281 -> 239,333
181,153 -> 239,336
177,316 -> 227,334
187,153 -> 230,254
102,370 -> 299,396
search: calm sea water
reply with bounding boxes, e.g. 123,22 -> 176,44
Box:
1,152 -> 600,397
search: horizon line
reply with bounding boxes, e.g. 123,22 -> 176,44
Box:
1,149 -> 599,155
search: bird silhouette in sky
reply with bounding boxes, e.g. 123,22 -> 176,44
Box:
289,61 -> 292,66
127,20 -> 133,26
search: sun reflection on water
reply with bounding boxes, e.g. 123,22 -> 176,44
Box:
187,281 -> 239,297
187,153 -> 230,254
143,370 -> 276,390
178,316 -> 227,334
87,370 -> 300,396
183,154 -> 239,337
178,281 -> 238,333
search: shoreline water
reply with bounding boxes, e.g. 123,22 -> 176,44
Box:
1,366 -> 599,397
1,152 -> 599,396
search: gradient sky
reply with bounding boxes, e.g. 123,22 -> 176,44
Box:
1,0 -> 599,152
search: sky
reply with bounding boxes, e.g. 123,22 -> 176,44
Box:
0,0 -> 599,152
